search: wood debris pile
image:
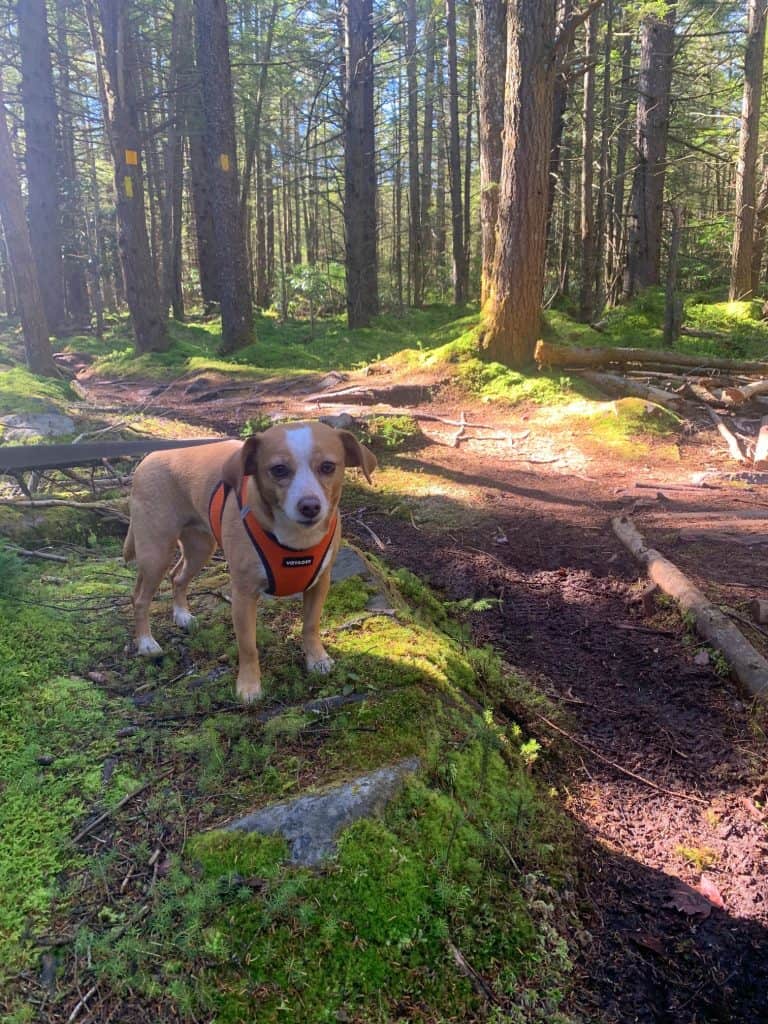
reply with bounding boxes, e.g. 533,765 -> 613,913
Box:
535,339 -> 768,469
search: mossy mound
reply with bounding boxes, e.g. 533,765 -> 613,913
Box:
0,530 -> 581,1023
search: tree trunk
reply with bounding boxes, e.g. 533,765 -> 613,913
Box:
406,0 -> 423,307
479,0 -> 559,366
579,8 -> 598,322
547,0 -> 574,233
463,4 -> 475,294
663,205 -> 683,346
343,0 -> 379,328
624,2 -> 675,298
476,0 -> 506,306
194,0 -> 253,352
55,0 -> 91,328
608,29 -> 631,304
18,0 -> 66,335
594,0 -> 612,312
187,69 -> 219,308
730,0 -> 768,301
445,0 -> 466,304
94,0 -> 169,353
161,0 -> 190,321
0,77 -> 58,376
421,16 -> 436,283
751,154 -> 768,293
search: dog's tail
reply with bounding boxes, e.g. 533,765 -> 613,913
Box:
123,522 -> 136,563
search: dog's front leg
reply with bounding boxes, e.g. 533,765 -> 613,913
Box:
302,568 -> 334,674
231,584 -> 263,702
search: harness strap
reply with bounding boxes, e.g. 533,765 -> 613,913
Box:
208,478 -> 337,597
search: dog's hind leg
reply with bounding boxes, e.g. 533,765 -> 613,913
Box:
170,526 -> 216,631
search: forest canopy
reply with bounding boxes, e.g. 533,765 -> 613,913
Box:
0,1 -> 764,370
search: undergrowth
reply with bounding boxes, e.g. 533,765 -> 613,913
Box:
0,509 -> 580,1023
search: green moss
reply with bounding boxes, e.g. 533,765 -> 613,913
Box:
71,306 -> 479,380
81,740 -> 573,1023
0,365 -> 75,417
0,528 -> 579,1022
570,397 -> 682,462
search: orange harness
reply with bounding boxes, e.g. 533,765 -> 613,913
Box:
208,479 -> 337,597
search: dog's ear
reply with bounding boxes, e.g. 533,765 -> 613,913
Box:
222,436 -> 261,488
337,430 -> 377,483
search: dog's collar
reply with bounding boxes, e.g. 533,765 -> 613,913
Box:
208,478 -> 337,596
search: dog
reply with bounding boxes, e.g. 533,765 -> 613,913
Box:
123,421 -> 377,702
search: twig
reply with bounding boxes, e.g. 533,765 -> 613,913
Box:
532,712 -> 707,805
5,544 -> 68,563
446,940 -> 502,1006
353,517 -> 387,550
71,770 -> 172,844
67,984 -> 98,1024
451,411 -> 467,448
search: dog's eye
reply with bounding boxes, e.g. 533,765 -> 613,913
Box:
319,461 -> 336,475
270,464 -> 291,480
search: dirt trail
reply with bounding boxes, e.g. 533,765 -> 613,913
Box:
78,366 -> 768,1023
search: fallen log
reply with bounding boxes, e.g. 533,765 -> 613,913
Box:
535,339 -> 768,374
720,379 -> 768,406
753,416 -> 768,469
580,371 -> 689,414
611,514 -> 768,700
707,408 -> 748,463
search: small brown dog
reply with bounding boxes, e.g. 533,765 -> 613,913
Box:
123,421 -> 377,702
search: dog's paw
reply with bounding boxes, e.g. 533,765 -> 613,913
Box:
236,678 -> 263,704
172,606 -> 196,631
137,635 -> 163,657
307,655 -> 335,675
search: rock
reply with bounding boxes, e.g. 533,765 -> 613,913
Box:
225,758 -> 420,866
365,593 -> 395,614
331,546 -> 372,583
319,412 -> 356,430
0,412 -> 75,441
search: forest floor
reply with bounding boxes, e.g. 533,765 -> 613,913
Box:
65,346 -> 768,1024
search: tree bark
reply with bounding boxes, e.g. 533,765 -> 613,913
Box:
421,15 -> 436,281
94,0 -> 169,352
624,2 -> 675,298
479,0 -> 559,366
161,0 -> 191,321
535,338 -> 768,373
445,0 -> 466,304
0,77 -> 58,376
342,0 -> 379,327
730,0 -> 768,301
18,0 -> 66,335
608,30 -> 632,304
663,205 -> 683,346
476,0 -> 506,306
750,154 -> 768,293
547,0 -> 574,234
194,0 -> 253,352
406,0 -> 423,307
579,8 -> 598,322
55,0 -> 91,327
612,514 -> 768,700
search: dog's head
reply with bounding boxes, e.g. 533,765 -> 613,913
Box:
222,421 -> 377,532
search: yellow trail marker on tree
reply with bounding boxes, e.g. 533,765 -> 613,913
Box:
219,153 -> 231,171
125,149 -> 138,165
123,176 -> 134,199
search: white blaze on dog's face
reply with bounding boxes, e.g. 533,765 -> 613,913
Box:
234,422 -> 377,540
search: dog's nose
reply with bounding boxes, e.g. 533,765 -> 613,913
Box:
298,496 -> 321,521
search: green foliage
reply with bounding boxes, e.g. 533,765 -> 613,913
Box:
0,543 -> 24,597
358,414 -> 421,451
